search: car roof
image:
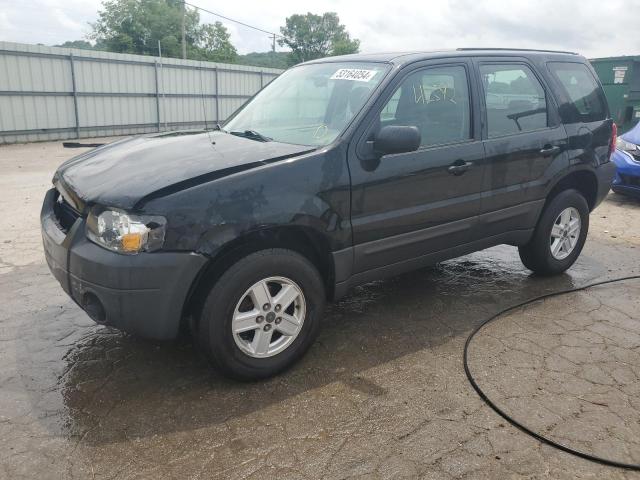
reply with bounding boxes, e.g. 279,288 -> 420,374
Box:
303,48 -> 582,66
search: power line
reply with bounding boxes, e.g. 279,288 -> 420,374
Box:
183,1 -> 284,39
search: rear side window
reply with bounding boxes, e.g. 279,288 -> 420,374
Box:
548,62 -> 607,123
379,65 -> 471,147
480,64 -> 548,138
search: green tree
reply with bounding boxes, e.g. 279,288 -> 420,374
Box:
198,21 -> 237,63
278,12 -> 360,66
90,0 -> 201,57
236,52 -> 289,69
90,0 -> 235,63
55,40 -> 95,50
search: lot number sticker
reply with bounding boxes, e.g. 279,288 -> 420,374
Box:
330,68 -> 377,82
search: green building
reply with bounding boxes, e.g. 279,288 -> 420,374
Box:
590,56 -> 640,133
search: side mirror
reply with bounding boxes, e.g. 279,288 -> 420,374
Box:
373,125 -> 421,156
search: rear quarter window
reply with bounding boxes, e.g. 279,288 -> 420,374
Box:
548,62 -> 607,123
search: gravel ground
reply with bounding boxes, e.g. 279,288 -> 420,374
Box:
1,139 -> 639,479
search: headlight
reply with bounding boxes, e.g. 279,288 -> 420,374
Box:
616,137 -> 639,155
86,207 -> 166,254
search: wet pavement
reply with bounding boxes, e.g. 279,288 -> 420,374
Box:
1,140 -> 640,479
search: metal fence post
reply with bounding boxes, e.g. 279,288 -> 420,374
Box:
154,61 -> 161,132
214,67 -> 220,123
69,53 -> 80,139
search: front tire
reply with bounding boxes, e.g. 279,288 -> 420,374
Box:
197,248 -> 325,380
518,189 -> 589,275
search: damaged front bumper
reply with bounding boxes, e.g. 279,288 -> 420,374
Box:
40,188 -> 207,340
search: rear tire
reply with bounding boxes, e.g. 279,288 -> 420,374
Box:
518,189 -> 589,275
197,248 -> 325,381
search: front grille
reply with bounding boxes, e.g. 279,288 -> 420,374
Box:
620,174 -> 640,188
53,190 -> 81,232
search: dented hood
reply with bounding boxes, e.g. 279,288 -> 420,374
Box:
53,131 -> 313,211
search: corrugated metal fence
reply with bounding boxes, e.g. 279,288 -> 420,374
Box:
0,41 -> 282,144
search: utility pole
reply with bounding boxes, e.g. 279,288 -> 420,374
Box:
181,0 -> 187,59
271,33 -> 276,53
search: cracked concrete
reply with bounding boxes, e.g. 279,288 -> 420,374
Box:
1,139 -> 640,479
468,279 -> 640,466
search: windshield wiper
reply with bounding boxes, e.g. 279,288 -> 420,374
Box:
229,129 -> 272,142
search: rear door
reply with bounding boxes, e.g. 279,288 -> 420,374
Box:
474,59 -> 567,236
348,59 -> 485,273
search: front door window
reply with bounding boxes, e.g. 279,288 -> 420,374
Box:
379,65 -> 471,147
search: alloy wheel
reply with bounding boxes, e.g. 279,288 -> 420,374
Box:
549,207 -> 582,260
231,276 -> 306,358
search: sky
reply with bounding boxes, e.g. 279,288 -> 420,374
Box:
0,0 -> 638,59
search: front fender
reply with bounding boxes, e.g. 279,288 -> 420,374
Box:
143,148 -> 352,256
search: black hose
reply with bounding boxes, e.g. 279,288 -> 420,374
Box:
464,275 -> 640,471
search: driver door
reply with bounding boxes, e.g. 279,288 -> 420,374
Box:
348,61 -> 486,273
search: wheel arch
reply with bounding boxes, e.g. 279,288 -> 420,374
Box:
181,225 -> 336,326
545,168 -> 598,212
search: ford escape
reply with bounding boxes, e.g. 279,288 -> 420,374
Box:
41,49 -> 616,379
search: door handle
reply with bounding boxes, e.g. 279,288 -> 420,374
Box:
540,145 -> 560,156
447,161 -> 473,176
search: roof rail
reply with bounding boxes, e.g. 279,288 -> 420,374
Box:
456,48 -> 578,55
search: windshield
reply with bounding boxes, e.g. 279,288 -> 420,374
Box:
224,62 -> 389,146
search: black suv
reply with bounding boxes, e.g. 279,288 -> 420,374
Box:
41,49 -> 616,379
